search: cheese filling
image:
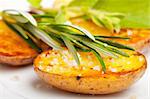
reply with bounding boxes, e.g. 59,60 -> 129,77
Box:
35,49 -> 145,76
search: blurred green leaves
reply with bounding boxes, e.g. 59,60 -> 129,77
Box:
94,0 -> 150,28
27,0 -> 42,8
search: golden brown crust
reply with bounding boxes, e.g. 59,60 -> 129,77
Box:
34,49 -> 147,94
0,20 -> 38,66
35,63 -> 146,94
129,37 -> 150,51
0,54 -> 36,66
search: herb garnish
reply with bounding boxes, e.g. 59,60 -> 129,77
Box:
2,10 -> 134,73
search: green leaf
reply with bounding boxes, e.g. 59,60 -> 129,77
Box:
37,22 -> 51,26
24,23 -> 63,50
62,34 -> 89,49
94,0 -> 150,28
4,21 -> 41,52
32,14 -> 54,18
64,34 -> 117,58
55,10 -> 67,24
96,38 -> 134,50
67,0 -> 124,31
73,34 -> 130,39
92,50 -> 106,72
98,17 -> 114,32
61,35 -> 80,65
11,15 -> 29,23
106,13 -> 125,18
27,0 -> 42,8
11,24 -> 28,39
95,40 -> 129,57
91,15 -> 103,27
82,42 -> 117,58
3,10 -> 37,26
87,9 -> 124,32
108,47 -> 129,57
95,36 -> 129,39
18,10 -> 37,26
50,24 -> 95,41
72,40 -> 89,49
69,0 -> 98,8
76,48 -> 91,52
50,26 -> 78,34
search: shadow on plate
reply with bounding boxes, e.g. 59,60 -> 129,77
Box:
0,63 -> 32,72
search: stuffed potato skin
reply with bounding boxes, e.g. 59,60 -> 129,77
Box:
34,50 -> 147,94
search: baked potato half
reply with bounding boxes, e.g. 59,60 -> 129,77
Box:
0,20 -> 38,66
71,18 -> 150,51
34,49 -> 147,94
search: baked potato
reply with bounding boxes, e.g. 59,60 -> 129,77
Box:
0,20 -> 38,65
71,18 -> 150,51
34,49 -> 147,94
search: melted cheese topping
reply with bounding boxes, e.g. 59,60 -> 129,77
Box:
35,50 -> 145,76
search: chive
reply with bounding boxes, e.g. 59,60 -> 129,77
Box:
95,40 -> 129,57
50,26 -> 80,35
24,23 -> 63,50
92,50 -> 106,73
73,34 -> 130,39
72,40 -> 89,49
76,47 -> 91,52
84,41 -> 118,58
96,38 -> 134,50
11,15 -> 29,23
95,36 -> 130,39
49,24 -> 96,41
44,27 -> 61,38
61,35 -> 80,65
11,24 -> 28,39
4,21 -> 41,52
63,33 -> 117,58
18,10 -> 37,26
32,14 -> 54,18
37,22 -> 51,26
3,10 -> 37,26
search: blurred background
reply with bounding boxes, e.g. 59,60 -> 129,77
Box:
0,0 -> 54,11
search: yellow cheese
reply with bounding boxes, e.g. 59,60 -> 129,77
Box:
35,49 -> 145,77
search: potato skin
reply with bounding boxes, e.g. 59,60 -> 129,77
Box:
34,50 -> 147,94
0,54 -> 36,66
129,38 -> 150,51
0,20 -> 38,66
35,64 -> 146,94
